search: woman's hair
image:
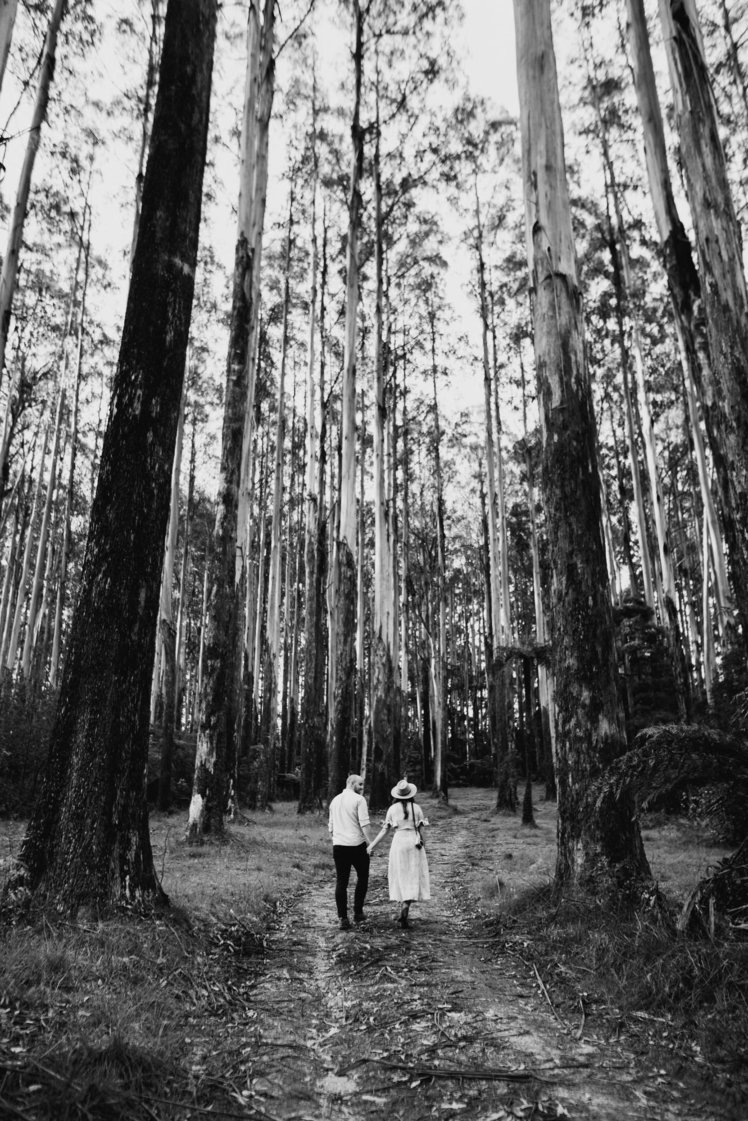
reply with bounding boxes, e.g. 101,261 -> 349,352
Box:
401,798 -> 412,820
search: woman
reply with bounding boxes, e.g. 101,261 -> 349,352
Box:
367,779 -> 430,928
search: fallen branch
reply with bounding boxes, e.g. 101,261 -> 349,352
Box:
356,1057 -> 551,1084
533,963 -> 566,1026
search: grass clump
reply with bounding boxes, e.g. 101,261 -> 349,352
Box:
497,885 -> 748,1086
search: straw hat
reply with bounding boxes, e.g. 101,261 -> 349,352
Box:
391,779 -> 417,800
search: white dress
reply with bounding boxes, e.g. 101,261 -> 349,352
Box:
385,802 -> 430,902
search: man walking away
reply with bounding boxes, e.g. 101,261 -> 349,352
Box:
328,774 -> 374,930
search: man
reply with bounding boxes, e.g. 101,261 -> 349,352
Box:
328,774 -> 375,930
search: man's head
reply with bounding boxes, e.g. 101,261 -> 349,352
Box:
346,774 -> 364,794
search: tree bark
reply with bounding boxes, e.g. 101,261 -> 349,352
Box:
655,0 -> 748,640
329,0 -> 364,801
8,0 -> 217,913
189,1 -> 272,841
370,85 -> 398,811
514,0 -> 651,897
259,184 -> 293,804
130,0 -> 163,268
298,196 -> 328,811
429,314 -> 448,803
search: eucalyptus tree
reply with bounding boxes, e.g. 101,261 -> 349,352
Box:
4,0 -> 217,912
129,0 -> 164,266
259,180 -> 296,803
514,0 -> 651,896
656,0 -> 748,643
328,0 -> 365,800
297,58 -> 332,809
0,0 -> 67,507
0,0 -> 17,96
578,20 -> 691,714
50,200 -> 91,690
365,0 -> 452,807
189,0 -> 275,841
447,97 -> 518,808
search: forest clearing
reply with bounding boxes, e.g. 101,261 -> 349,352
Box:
1,787 -> 745,1120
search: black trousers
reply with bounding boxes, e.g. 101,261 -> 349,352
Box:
333,843 -> 369,918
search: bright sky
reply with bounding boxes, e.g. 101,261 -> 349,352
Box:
461,0 -> 518,115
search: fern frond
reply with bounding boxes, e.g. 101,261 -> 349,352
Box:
600,723 -> 748,812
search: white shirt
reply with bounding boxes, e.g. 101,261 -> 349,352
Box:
328,788 -> 371,846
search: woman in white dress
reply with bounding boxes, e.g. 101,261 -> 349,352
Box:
367,779 -> 430,928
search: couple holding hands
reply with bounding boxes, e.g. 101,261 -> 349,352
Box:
328,775 -> 430,931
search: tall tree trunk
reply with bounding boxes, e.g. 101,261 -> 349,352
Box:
51,207 -> 91,690
259,184 -> 293,804
475,189 -> 512,805
588,35 -> 690,709
602,193 -> 655,607
701,513 -> 716,705
429,319 -> 448,802
0,0 -> 67,501
20,388 -> 65,680
399,354 -> 412,752
717,0 -> 748,136
0,0 -> 18,97
489,287 -> 512,641
604,392 -> 640,597
681,362 -> 731,639
189,0 -> 273,841
520,346 -> 555,799
298,182 -> 328,811
5,425 -> 50,674
489,285 -> 517,810
356,397 -> 366,776
174,415 -> 197,729
476,183 -> 502,652
285,460 -> 303,774
237,0 -> 277,552
130,0 -> 164,267
9,0 -> 217,912
625,0 -> 732,628
514,0 -> 651,896
655,0 -> 748,641
151,382 -> 185,723
329,0 -> 364,801
370,82 -> 397,810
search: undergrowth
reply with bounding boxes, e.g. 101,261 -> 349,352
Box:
495,884 -> 748,1101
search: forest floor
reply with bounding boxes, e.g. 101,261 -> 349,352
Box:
1,786 -> 746,1120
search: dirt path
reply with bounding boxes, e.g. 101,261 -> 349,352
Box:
236,789 -> 714,1121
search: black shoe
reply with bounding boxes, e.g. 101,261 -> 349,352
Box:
353,911 -> 365,923
339,916 -> 352,930
398,914 -> 409,928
